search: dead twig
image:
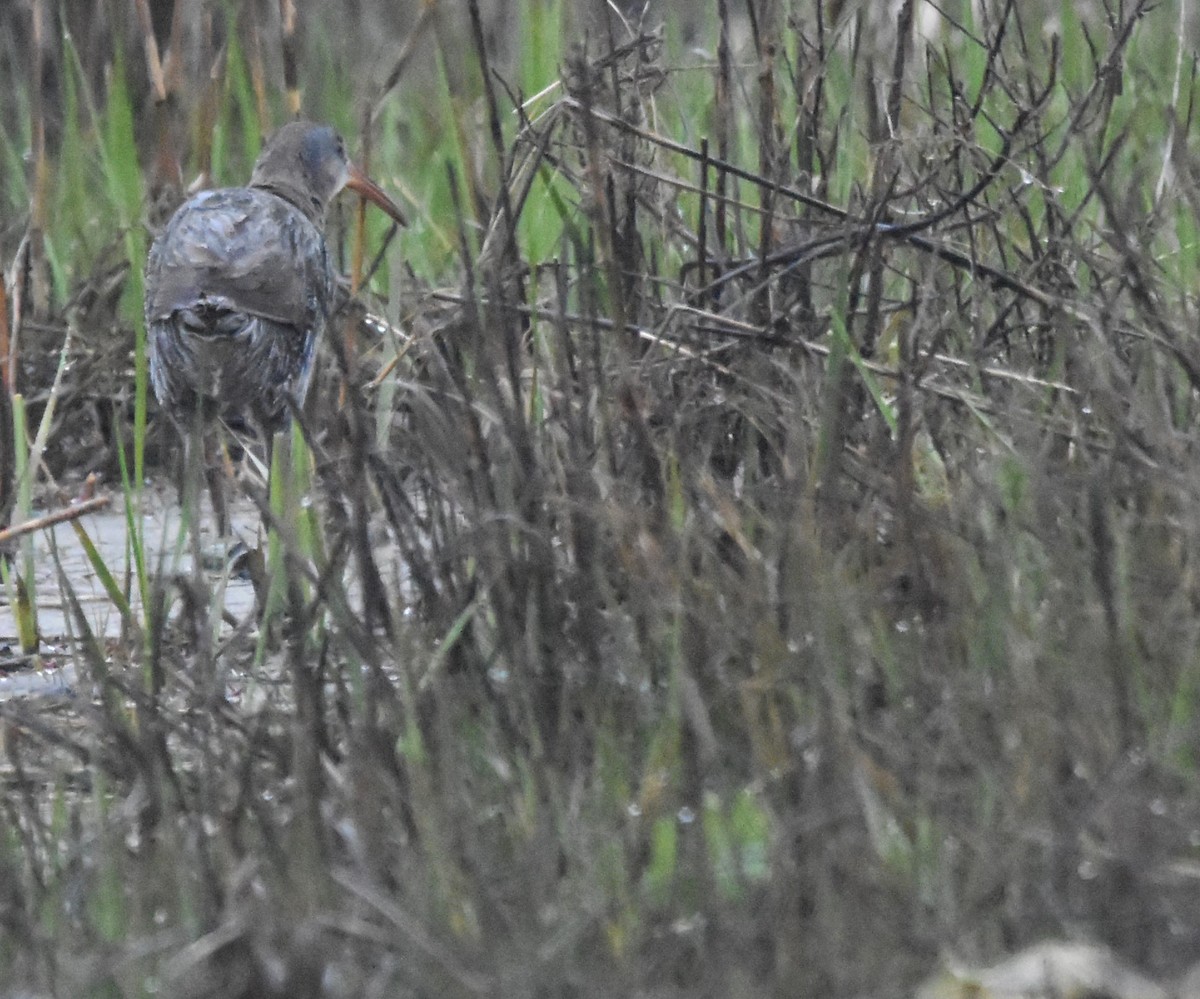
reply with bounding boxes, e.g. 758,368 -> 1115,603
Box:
0,495 -> 111,545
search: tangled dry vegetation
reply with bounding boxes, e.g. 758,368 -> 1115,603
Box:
3,0 -> 1200,995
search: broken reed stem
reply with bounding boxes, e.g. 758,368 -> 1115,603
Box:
0,268 -> 10,395
133,0 -> 182,191
755,4 -> 779,327
697,136 -> 709,303
715,0 -> 732,266
279,0 -> 300,115
132,0 -> 167,102
467,0 -> 519,263
193,24 -> 227,188
249,19 -> 270,132
28,0 -> 48,320
340,110 -> 373,409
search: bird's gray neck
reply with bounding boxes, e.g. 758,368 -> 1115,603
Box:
251,180 -> 327,227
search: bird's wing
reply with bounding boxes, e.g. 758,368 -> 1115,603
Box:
144,187 -> 335,331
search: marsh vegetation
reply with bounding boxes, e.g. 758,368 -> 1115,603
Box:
2,0 -> 1200,995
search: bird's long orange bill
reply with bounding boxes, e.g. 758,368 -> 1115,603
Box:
345,164 -> 408,226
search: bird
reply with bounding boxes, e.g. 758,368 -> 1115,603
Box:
144,121 -> 407,530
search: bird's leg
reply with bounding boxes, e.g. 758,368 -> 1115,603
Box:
177,404 -> 232,555
244,422 -> 285,627
178,405 -> 205,542
204,433 -> 231,539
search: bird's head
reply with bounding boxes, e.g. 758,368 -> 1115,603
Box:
250,121 -> 408,227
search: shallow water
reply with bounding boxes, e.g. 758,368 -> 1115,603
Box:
0,482 -> 260,700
